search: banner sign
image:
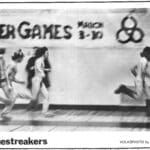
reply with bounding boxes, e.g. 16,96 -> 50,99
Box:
0,9 -> 148,48
0,21 -> 104,40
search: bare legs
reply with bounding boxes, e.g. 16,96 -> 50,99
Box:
0,85 -> 16,117
29,77 -> 53,117
114,84 -> 137,99
0,83 -> 33,118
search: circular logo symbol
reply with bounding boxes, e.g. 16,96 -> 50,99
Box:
116,16 -> 144,43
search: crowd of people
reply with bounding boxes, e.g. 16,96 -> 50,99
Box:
0,46 -> 53,119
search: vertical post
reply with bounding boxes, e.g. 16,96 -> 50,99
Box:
146,99 -> 150,116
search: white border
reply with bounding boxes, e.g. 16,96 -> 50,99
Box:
0,1 -> 150,149
0,2 -> 150,9
0,132 -> 150,148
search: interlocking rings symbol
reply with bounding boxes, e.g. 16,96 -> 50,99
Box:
116,16 -> 144,43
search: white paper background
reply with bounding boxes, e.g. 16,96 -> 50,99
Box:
0,1 -> 150,149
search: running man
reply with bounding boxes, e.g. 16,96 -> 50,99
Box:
0,48 -> 16,118
115,46 -> 150,115
0,49 -> 32,118
26,47 -> 53,117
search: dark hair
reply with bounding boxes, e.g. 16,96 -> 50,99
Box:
43,57 -> 51,88
0,48 -> 6,54
26,46 -> 48,89
12,49 -> 24,60
140,46 -> 150,58
34,47 -> 48,58
26,56 -> 36,89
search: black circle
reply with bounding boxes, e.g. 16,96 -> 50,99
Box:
121,16 -> 137,30
131,28 -> 144,43
116,28 -> 131,43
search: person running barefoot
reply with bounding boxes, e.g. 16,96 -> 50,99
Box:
1,49 -> 32,118
115,46 -> 150,100
0,48 -> 16,119
26,47 -> 53,117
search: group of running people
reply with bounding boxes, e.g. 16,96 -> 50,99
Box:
0,46 -> 52,119
1,46 -> 150,119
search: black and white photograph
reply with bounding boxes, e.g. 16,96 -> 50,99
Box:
1,4 -> 150,135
